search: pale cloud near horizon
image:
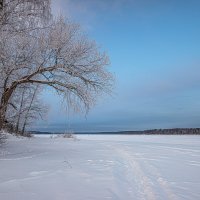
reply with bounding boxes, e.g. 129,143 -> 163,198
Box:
126,60 -> 200,99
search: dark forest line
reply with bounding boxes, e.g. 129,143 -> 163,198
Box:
32,128 -> 200,135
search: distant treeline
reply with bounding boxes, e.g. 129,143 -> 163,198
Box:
134,128 -> 200,135
32,128 -> 200,135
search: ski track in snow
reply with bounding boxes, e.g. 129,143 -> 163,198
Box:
138,151 -> 179,200
112,144 -> 179,200
115,147 -> 156,200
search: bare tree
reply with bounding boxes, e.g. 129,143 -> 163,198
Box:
0,0 -> 52,130
7,84 -> 47,134
0,1 -> 113,131
0,15 -> 113,130
21,85 -> 47,135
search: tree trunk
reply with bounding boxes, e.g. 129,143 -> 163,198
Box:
0,103 -> 7,130
22,86 -> 38,135
0,113 -> 4,130
15,87 -> 26,133
0,86 -> 16,130
0,0 -> 3,10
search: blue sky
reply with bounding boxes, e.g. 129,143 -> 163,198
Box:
33,0 -> 200,132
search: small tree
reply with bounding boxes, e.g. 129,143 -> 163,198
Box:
6,84 -> 47,134
21,85 -> 48,135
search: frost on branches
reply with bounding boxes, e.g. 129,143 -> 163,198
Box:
0,0 -> 113,132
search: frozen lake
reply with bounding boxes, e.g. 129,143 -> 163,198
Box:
0,134 -> 200,200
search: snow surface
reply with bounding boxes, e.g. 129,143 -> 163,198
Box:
0,134 -> 200,200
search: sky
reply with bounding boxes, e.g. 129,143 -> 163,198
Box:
33,0 -> 200,132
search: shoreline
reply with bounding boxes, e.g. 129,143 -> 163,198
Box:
30,128 -> 200,135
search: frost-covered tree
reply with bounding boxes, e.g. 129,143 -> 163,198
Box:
6,84 -> 47,134
0,0 -> 52,131
0,6 -> 113,130
20,85 -> 46,135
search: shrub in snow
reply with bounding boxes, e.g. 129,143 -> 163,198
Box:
63,133 -> 76,139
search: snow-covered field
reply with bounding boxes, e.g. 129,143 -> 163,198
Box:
0,134 -> 200,200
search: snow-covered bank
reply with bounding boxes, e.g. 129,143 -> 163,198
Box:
0,135 -> 200,200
